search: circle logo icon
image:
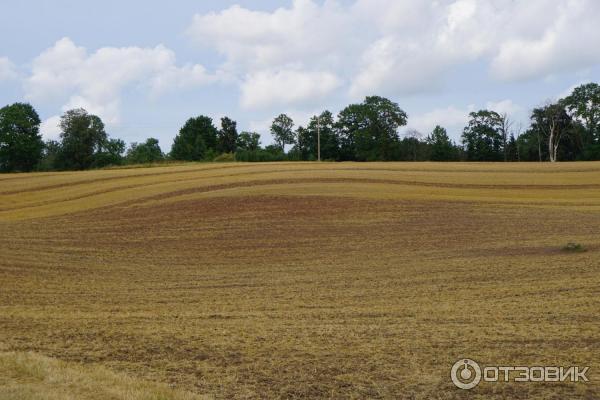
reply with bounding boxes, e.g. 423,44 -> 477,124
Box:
451,359 -> 482,390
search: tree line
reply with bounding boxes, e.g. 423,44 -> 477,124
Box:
1,83 -> 600,172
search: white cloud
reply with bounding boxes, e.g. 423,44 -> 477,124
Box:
490,0 -> 600,81
25,37 -> 217,125
187,0 -> 352,71
407,105 -> 475,135
188,0 -> 600,107
0,57 -> 17,82
241,69 -> 342,110
40,116 -> 62,141
485,99 -> 521,116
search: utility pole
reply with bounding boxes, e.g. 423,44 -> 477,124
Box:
317,116 -> 321,162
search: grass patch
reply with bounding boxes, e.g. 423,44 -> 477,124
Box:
0,351 -> 207,400
562,242 -> 587,253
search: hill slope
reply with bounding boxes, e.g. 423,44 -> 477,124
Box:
1,162 -> 599,399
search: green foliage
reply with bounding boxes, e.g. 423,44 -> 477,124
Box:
294,111 -> 339,161
9,84 -> 600,171
94,138 -> 126,168
427,126 -> 459,161
461,110 -> 504,161
126,138 -> 164,164
0,103 -> 43,172
563,83 -> 600,144
270,114 -> 295,151
213,152 -> 236,162
170,116 -> 218,161
529,103 -> 581,162
38,140 -> 61,171
237,131 -> 261,152
337,96 -> 407,161
562,242 -> 586,253
217,117 -> 238,154
54,109 -> 110,170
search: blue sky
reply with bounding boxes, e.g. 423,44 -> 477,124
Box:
1,0 -> 599,151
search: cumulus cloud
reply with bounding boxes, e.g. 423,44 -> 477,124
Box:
485,99 -> 521,116
187,0 -> 600,107
188,0 -> 350,109
407,105 -> 475,136
24,38 -> 217,125
40,116 -> 62,141
0,57 -> 17,82
241,69 -> 342,110
490,0 -> 600,81
187,0 -> 353,71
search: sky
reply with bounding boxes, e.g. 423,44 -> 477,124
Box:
1,0 -> 599,150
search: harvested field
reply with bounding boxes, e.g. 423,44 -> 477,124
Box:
1,162 -> 600,399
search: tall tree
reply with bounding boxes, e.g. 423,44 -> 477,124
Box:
170,116 -> 218,161
94,138 -> 125,167
563,83 -> 600,142
294,126 -> 311,160
55,108 -> 108,170
461,110 -> 504,161
336,96 -> 407,161
296,111 -> 339,161
530,103 -> 579,162
404,129 -> 423,161
217,117 -> 238,154
0,103 -> 43,172
563,83 -> 600,159
270,114 -> 295,151
499,113 -> 513,162
236,131 -> 261,151
426,125 -> 456,161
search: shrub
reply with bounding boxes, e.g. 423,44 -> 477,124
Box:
562,242 -> 586,253
213,152 -> 236,162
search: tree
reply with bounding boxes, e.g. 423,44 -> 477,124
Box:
217,117 -> 238,154
563,83 -> 600,159
94,138 -> 125,168
563,83 -> 600,143
309,111 -> 338,161
499,113 -> 513,162
530,103 -> 579,162
55,108 -> 108,170
336,96 -> 407,161
505,133 -> 518,161
0,103 -> 43,172
461,110 -> 504,161
236,131 -> 261,151
39,140 -> 61,171
270,114 -> 295,152
127,138 -> 164,164
170,116 -> 218,161
404,129 -> 423,161
426,125 -> 457,161
294,126 -> 311,160
294,111 -> 339,161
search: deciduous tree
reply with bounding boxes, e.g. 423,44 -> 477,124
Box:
170,116 -> 218,161
270,114 -> 295,152
0,103 -> 43,172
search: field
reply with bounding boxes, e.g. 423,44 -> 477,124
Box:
1,162 -> 600,399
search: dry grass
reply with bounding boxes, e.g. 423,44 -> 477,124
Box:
0,350 -> 207,400
1,162 -> 600,399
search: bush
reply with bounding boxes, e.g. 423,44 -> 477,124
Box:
562,242 -> 586,253
235,149 -> 288,162
213,152 -> 236,162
